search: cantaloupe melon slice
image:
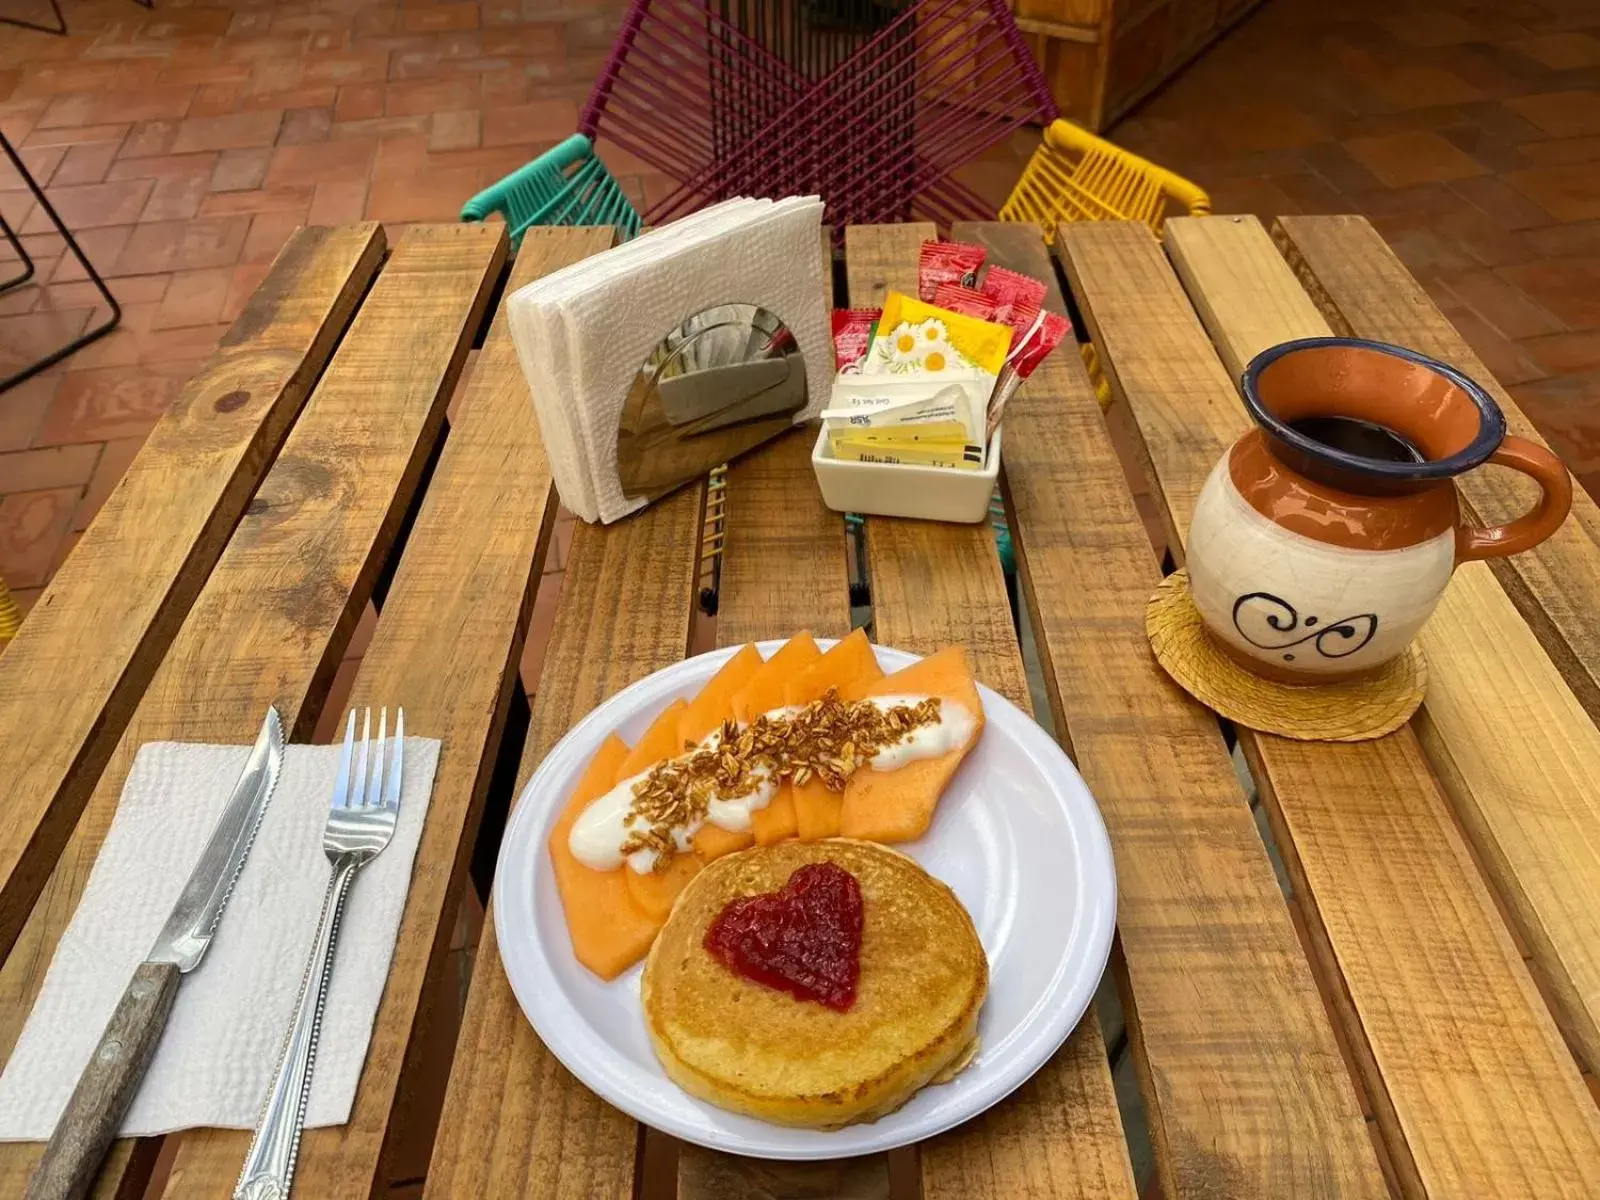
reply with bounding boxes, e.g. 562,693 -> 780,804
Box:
692,823 -> 753,860
618,697 -> 689,777
548,734 -> 659,981
730,634 -> 820,845
730,632 -> 821,722
784,630 -> 886,840
681,648 -> 770,861
679,642 -> 763,748
626,853 -> 701,920
838,646 -> 984,843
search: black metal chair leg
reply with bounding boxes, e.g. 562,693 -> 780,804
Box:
0,0 -> 66,35
0,216 -> 36,293
1,0 -> 152,36
0,132 -> 122,394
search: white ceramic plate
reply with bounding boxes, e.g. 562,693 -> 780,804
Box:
493,640 -> 1117,1159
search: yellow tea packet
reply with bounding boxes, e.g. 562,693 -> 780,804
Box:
830,437 -> 985,470
864,291 -> 1012,379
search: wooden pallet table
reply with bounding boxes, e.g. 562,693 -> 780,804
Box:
0,213 -> 1597,1200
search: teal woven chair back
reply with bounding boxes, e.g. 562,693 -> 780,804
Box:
461,134 -> 641,247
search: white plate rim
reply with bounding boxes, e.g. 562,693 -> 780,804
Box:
493,640 -> 1117,1159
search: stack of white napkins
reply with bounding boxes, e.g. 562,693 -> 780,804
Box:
506,196 -> 829,523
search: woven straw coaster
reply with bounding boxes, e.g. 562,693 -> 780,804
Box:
1147,570 -> 1426,742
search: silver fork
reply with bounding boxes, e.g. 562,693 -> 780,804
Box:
234,708 -> 404,1200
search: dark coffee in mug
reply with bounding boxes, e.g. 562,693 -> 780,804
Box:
1287,415 -> 1425,465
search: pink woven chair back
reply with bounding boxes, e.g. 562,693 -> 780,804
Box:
581,0 -> 1055,231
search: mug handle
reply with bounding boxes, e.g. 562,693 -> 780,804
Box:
1456,436 -> 1573,562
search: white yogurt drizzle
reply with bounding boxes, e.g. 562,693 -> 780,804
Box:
567,695 -> 975,872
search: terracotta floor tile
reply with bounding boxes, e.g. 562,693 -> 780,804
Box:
112,215 -> 251,275
334,84 -> 386,123
151,266 -> 231,330
1523,330 -> 1600,376
1499,256 -> 1600,330
140,172 -> 211,222
170,109 -> 284,154
479,99 -> 578,149
191,83 -> 245,118
19,178 -> 152,233
365,165 -> 480,223
46,224 -> 134,284
118,120 -> 183,160
278,108 -> 333,145
1377,65 -> 1485,110
1508,89 -> 1600,137
35,360 -> 191,445
307,180 -> 368,226
51,140 -> 123,187
303,52 -> 390,88
1344,130 -> 1489,187
0,487 -> 77,589
197,186 -> 313,217
22,123 -> 132,149
0,373 -> 58,452
1439,269 -> 1567,339
0,442 -> 99,493
384,78 -> 479,118
1509,370 -> 1600,478
1449,174 -> 1558,231
0,308 -> 92,376
72,433 -> 146,531
209,146 -> 271,192
106,152 -> 220,182
1504,162 -> 1600,222
1525,220 -> 1600,259
221,260 -> 272,323
1519,135 -> 1600,166
240,211 -> 306,263
0,144 -> 65,191
263,138 -> 375,188
403,3 -> 481,33
1513,32 -> 1600,71
430,110 -> 481,152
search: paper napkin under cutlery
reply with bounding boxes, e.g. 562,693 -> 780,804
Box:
507,195 -> 830,523
0,735 -> 440,1139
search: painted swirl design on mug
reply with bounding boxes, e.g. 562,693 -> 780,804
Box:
1231,592 -> 1379,663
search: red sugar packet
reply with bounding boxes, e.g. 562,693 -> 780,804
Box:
1006,307 -> 1071,380
980,265 -> 1048,330
831,308 -> 879,372
989,307 -> 1072,440
918,240 -> 985,302
932,282 -> 999,321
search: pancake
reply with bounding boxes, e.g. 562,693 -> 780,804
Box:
641,839 -> 986,1129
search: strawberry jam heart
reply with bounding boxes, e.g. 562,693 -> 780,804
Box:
703,861 -> 863,1011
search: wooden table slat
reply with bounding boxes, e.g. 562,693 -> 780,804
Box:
426,482 -> 706,1198
845,223 -> 1137,1200
1274,214 -> 1600,725
1167,213 -> 1600,1078
675,227 -> 878,1200
157,226 -> 601,1197
0,223 -> 385,963
968,221 -> 1385,1199
1059,218 -> 1600,1198
0,222 -> 506,1198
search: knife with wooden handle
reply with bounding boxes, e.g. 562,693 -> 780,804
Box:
26,708 -> 285,1200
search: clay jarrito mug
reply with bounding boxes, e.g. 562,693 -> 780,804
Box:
1186,337 -> 1572,683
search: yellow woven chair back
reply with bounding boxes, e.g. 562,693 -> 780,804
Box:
0,576 -> 21,643
1002,119 -> 1210,239
1001,119 -> 1209,409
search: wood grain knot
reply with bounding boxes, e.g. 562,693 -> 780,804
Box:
246,498 -> 269,516
215,390 -> 250,412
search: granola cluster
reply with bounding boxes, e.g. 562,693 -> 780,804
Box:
617,689 -> 941,868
